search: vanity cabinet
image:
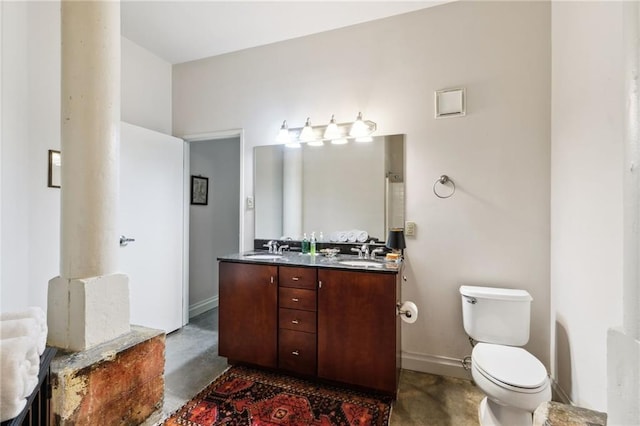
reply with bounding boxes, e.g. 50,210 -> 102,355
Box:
218,259 -> 400,395
218,262 -> 278,368
317,269 -> 400,394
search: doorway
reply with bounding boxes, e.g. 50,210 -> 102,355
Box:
183,130 -> 243,322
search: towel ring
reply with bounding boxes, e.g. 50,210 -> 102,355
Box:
433,175 -> 456,199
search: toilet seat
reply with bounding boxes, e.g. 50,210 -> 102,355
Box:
472,343 -> 548,393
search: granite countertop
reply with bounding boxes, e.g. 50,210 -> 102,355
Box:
218,251 -> 401,274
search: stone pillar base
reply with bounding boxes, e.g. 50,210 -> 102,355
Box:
533,401 -> 607,426
50,326 -> 165,425
48,274 -> 130,351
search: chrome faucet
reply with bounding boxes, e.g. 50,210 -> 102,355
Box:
370,246 -> 385,260
360,243 -> 370,259
350,246 -> 364,259
278,244 -> 290,254
263,240 -> 278,253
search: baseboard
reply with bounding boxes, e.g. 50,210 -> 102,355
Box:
401,350 -> 471,380
189,296 -> 218,318
551,378 -> 573,405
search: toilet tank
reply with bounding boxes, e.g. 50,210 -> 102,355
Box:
459,285 -> 533,346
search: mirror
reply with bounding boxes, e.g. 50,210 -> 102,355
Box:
254,134 -> 404,242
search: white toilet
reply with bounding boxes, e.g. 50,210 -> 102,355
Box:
459,285 -> 551,426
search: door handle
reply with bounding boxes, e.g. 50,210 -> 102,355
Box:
120,235 -> 136,247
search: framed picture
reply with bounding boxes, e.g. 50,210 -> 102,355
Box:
48,150 -> 61,188
191,175 -> 209,205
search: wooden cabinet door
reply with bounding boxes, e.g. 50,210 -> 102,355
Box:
219,261 -> 278,368
317,269 -> 399,394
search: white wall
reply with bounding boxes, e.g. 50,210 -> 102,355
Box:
122,37 -> 172,135
189,138 -> 240,315
1,1 -> 31,311
551,2 -> 625,412
0,1 -> 173,314
174,1 -> 552,376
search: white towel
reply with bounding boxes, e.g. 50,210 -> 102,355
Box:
347,230 -> 357,242
1,308 -> 47,355
0,318 -> 44,357
356,230 -> 369,243
337,231 -> 348,242
0,336 -> 39,421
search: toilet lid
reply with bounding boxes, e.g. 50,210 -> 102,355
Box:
473,343 -> 547,389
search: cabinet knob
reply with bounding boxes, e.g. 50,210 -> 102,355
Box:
291,319 -> 299,324
291,298 -> 299,302
292,351 -> 300,356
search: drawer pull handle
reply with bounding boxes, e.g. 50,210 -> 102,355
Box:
292,351 -> 300,356
291,320 -> 299,324
292,298 -> 299,302
292,277 -> 300,281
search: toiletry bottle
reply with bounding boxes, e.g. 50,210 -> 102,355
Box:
319,231 -> 324,242
301,233 -> 309,254
310,232 -> 317,256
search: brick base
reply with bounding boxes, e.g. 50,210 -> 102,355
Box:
50,326 -> 165,425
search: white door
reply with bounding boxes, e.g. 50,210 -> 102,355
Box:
119,122 -> 184,333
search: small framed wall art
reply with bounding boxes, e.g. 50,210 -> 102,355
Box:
190,175 -> 209,205
48,150 -> 61,188
435,87 -> 466,119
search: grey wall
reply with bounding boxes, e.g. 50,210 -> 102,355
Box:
189,138 -> 240,314
174,1 -> 552,380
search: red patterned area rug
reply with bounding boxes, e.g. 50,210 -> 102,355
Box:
162,365 -> 392,426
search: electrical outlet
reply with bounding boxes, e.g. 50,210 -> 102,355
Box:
246,196 -> 254,209
405,221 -> 416,236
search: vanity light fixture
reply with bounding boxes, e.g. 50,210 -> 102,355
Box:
349,112 -> 369,138
276,120 -> 290,143
299,117 -> 315,142
276,113 -> 377,146
323,115 -> 341,140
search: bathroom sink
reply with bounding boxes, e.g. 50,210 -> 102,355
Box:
338,260 -> 384,268
244,254 -> 283,260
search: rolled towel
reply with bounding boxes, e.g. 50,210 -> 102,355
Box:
0,336 -> 39,421
1,308 -> 47,355
0,318 -> 43,356
356,230 -> 369,243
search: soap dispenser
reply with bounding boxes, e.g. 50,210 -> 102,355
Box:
310,232 -> 317,256
301,233 -> 309,254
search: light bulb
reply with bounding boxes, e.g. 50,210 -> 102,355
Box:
349,112 -> 369,138
276,120 -> 290,144
299,117 -> 315,142
323,115 -> 340,140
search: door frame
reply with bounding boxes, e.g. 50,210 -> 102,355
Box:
181,129 -> 245,325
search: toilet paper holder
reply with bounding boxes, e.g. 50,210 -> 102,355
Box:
396,302 -> 413,319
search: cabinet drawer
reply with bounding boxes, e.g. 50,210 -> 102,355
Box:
279,308 -> 316,333
279,328 -> 317,376
279,266 -> 317,289
279,287 -> 316,311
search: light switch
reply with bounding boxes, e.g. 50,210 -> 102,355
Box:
405,221 -> 416,237
246,196 -> 254,209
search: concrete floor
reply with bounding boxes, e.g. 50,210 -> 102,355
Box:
144,308 -> 484,425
